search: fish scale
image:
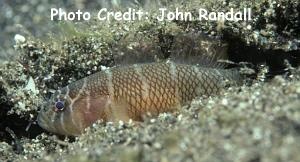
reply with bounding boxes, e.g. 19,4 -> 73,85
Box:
38,61 -> 241,135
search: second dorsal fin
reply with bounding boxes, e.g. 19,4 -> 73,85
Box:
169,32 -> 229,68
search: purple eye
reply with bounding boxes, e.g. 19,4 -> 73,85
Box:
55,101 -> 65,111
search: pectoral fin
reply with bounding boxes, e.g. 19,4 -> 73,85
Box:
105,99 -> 131,122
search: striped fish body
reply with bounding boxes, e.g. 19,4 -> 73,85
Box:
38,62 -> 240,135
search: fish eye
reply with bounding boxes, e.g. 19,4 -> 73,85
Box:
54,100 -> 65,111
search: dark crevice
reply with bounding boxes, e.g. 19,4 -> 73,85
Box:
223,32 -> 300,77
0,87 -> 44,147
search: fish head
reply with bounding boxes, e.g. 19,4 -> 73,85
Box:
38,86 -> 109,136
37,87 -> 80,135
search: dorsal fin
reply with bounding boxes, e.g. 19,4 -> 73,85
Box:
168,54 -> 226,68
113,32 -> 230,68
112,34 -> 164,66
113,51 -> 160,66
169,32 -> 229,68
